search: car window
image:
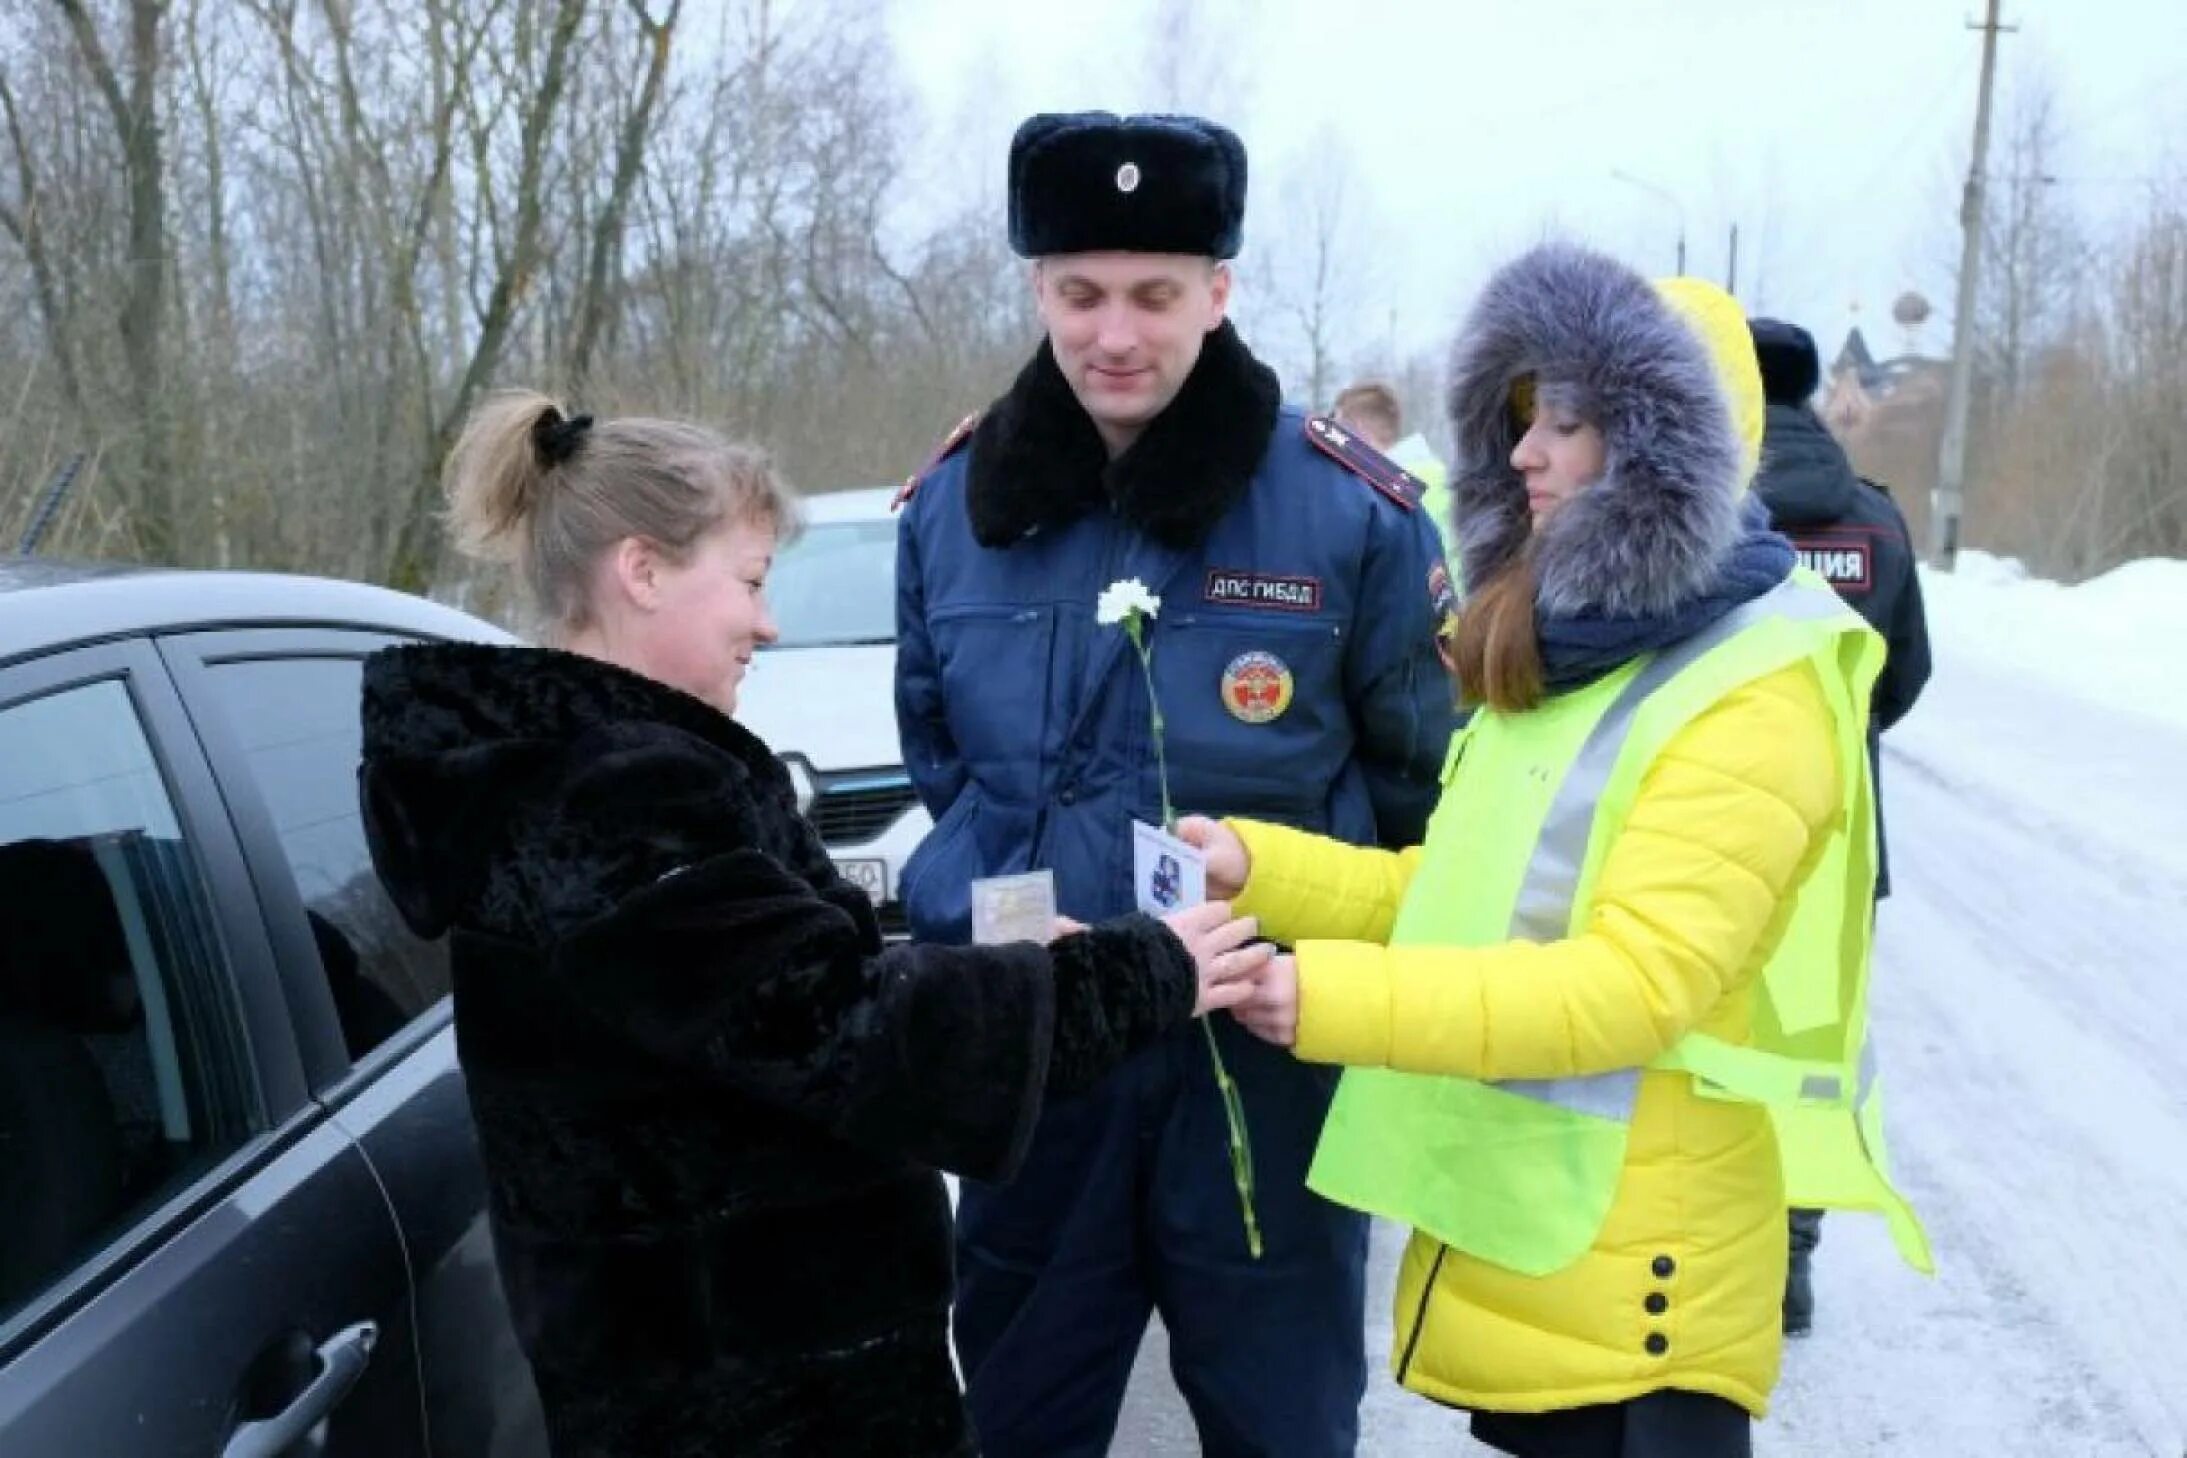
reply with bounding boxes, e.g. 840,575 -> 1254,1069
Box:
199,655 -> 449,1060
0,678 -> 260,1326
767,518 -> 898,649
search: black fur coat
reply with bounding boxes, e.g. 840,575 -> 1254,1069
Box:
358,643 -> 1196,1457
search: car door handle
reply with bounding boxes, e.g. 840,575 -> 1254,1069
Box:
221,1322 -> 378,1458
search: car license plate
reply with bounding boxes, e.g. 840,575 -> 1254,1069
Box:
834,858 -> 887,904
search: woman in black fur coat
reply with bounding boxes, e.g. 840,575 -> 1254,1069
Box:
358,392 -> 1270,1458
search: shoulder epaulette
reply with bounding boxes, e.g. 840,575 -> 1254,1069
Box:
1304,414 -> 1421,510
894,411 -> 983,511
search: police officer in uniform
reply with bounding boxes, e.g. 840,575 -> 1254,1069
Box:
894,112 -> 1456,1456
1749,316 -> 1933,1335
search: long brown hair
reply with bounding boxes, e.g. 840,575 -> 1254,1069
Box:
1450,552 -> 1545,713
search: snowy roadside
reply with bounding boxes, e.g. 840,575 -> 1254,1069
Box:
1763,553 -> 2187,1457
1894,551 -> 2187,888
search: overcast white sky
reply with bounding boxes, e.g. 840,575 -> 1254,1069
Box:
875,0 -> 2184,388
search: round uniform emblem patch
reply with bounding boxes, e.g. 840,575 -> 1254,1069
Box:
1221,651 -> 1294,724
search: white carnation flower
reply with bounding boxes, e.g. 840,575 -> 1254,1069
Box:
1096,577 -> 1162,626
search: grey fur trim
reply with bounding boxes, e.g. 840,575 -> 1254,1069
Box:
1444,243 -> 1743,618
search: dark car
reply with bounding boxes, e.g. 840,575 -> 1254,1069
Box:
0,561 -> 544,1457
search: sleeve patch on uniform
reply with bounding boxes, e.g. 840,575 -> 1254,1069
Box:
1428,560 -> 1458,619
1791,532 -> 1874,592
1304,414 -> 1422,510
1203,569 -> 1324,613
1429,560 -> 1460,672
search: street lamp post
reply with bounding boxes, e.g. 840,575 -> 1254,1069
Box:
1610,167 -> 1688,276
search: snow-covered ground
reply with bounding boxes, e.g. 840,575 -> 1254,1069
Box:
1761,554 -> 2187,1457
1118,552 -> 2187,1455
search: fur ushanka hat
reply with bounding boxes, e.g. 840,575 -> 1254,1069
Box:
1749,316 -> 1823,407
1007,112 -> 1248,260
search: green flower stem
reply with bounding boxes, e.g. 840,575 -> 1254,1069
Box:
1203,1018 -> 1264,1259
1128,607 -> 1259,1259
1126,616 -> 1176,830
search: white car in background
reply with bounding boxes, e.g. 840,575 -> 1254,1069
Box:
737,486 -> 928,937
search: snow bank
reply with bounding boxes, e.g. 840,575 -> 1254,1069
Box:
1920,551 -> 2187,731
1889,549 -> 2187,891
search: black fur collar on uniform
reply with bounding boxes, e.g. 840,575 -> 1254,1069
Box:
965,319 -> 1281,549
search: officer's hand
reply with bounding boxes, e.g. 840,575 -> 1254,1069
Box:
1161,901 -> 1272,1017
1176,816 -> 1249,899
1232,953 -> 1299,1049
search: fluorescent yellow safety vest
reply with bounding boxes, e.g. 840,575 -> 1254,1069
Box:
1389,437 -> 1454,561
1307,572 -> 1933,1278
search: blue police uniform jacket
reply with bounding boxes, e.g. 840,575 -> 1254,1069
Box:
895,324 -> 1456,941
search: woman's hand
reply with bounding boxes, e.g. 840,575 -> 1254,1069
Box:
1161,901 -> 1274,1017
1047,916 -> 1088,942
1232,953 -> 1298,1049
1175,816 -> 1250,900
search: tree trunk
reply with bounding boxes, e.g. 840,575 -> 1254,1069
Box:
386,0 -> 587,592
0,70 -> 89,422
57,0 -> 175,557
567,0 -> 680,395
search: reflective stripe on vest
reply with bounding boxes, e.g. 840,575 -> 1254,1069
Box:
1498,577 -> 1850,1126
1307,571 -> 1936,1278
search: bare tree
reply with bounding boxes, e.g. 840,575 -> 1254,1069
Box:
566,0 -> 680,394
1976,77 -> 2085,420
179,0 -> 234,364
1249,130 -> 1376,410
1143,0 -> 1255,120
2102,187 -> 2187,562
0,0 -> 1287,592
0,67 -> 87,420
388,0 -> 585,591
55,0 -> 176,554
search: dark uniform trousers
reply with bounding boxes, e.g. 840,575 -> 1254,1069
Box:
956,1013 -> 1369,1457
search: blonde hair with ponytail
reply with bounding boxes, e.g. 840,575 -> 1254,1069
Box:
444,390 -> 799,635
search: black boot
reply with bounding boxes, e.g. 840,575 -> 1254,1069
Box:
1784,1208 -> 1823,1336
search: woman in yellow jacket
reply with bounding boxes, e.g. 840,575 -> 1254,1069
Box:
1183,243 -> 1880,1458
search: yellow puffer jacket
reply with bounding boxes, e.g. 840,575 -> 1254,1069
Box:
1230,659 -> 1839,1417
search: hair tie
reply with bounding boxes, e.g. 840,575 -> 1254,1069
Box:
533,408 -> 595,467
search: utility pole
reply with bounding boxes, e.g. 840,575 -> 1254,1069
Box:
1932,0 -> 2015,569
1726,223 -> 1740,297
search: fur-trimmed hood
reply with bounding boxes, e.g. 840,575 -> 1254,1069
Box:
1445,244 -> 1765,619
965,319 -> 1281,549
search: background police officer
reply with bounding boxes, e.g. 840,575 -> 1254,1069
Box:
894,112 -> 1455,1457
1750,315 -> 1933,1335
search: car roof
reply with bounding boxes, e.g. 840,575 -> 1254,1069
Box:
796,487 -> 898,526
0,558 -> 516,665
0,557 -> 146,592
